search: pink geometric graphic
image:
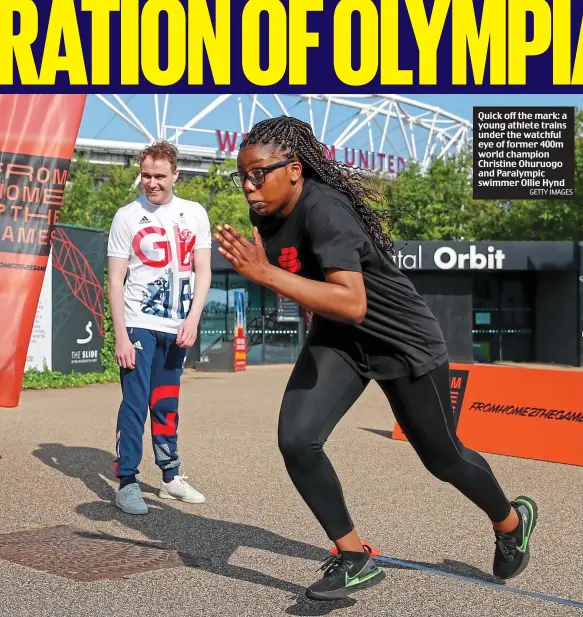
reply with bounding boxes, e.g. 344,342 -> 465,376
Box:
51,227 -> 105,335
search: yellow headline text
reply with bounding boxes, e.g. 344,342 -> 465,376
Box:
0,0 -> 582,87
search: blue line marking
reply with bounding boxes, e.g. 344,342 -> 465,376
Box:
373,556 -> 583,609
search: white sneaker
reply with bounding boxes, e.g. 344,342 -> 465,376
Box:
159,474 -> 205,503
116,483 -> 149,515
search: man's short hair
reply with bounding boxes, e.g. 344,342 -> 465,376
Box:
138,141 -> 179,172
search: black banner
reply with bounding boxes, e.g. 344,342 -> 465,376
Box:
390,241 -> 578,272
450,369 -> 469,428
0,151 -> 71,257
51,226 -> 105,374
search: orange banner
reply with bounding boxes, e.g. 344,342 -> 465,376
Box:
392,363 -> 583,467
0,94 -> 87,408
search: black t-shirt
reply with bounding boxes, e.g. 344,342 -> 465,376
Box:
250,177 -> 448,380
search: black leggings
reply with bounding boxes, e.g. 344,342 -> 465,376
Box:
278,345 -> 512,541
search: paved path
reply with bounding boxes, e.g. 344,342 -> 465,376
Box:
0,366 -> 581,616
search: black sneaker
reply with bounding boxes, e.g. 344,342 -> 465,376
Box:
493,496 -> 538,580
305,550 -> 384,601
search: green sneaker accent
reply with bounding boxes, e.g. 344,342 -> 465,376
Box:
345,564 -> 382,587
515,497 -> 535,553
306,554 -> 385,600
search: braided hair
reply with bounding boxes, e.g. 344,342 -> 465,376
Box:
240,116 -> 394,253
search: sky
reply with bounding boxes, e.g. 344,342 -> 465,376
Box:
77,93 -> 583,159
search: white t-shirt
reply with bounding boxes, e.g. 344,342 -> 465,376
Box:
107,194 -> 212,334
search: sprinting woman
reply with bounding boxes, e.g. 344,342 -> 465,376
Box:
214,116 -> 537,601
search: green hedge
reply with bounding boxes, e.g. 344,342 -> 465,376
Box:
22,280 -> 119,390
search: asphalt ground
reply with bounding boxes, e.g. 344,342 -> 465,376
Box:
0,365 -> 581,617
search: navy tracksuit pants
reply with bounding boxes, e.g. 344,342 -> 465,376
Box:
114,327 -> 187,483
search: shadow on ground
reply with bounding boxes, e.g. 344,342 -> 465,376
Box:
376,556 -> 502,584
33,443 -> 348,615
358,427 -> 394,440
33,443 -> 499,616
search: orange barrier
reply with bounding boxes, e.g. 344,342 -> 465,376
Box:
329,539 -> 381,557
0,94 -> 87,408
392,363 -> 583,467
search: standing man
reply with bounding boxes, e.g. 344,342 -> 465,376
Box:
107,141 -> 212,515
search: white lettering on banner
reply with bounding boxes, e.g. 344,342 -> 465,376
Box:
433,246 -> 506,270
71,349 -> 99,363
392,245 -> 423,269
76,320 -> 93,345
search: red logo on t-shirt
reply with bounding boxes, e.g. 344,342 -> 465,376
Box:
131,225 -> 196,270
132,226 -> 170,267
278,246 -> 301,273
174,225 -> 196,272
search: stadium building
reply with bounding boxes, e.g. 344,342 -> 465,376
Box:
75,95 -> 582,370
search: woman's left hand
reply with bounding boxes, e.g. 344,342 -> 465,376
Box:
215,224 -> 270,284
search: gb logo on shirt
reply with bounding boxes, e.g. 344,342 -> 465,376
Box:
132,225 -> 196,272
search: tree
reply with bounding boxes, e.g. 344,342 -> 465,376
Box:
384,153 -> 477,240
60,107 -> 583,244
175,159 -> 252,236
489,108 -> 583,241
382,105 -> 583,243
60,157 -> 251,235
59,157 -> 139,230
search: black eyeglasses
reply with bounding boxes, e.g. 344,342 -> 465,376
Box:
230,159 -> 294,188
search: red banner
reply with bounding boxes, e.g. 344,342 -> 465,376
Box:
392,363 -> 583,467
0,94 -> 87,408
234,327 -> 247,372
233,289 -> 247,372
